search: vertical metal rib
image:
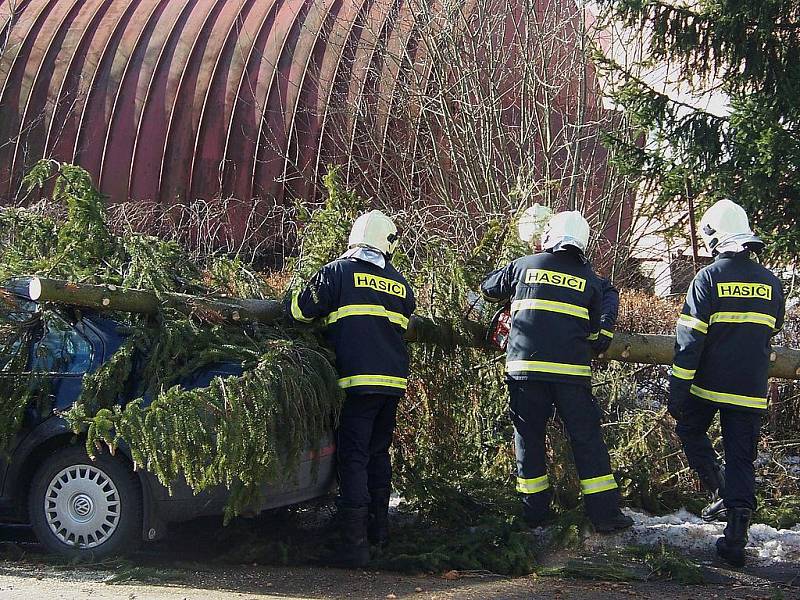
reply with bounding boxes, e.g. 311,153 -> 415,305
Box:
9,0 -> 82,197
186,0 -> 257,204
97,0 -> 177,202
219,0 -> 281,202
72,0 -> 147,173
0,0 -> 55,197
128,0 -> 207,203
157,0 -> 230,205
250,0 -> 312,203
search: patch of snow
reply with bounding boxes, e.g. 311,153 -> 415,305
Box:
755,452 -> 800,476
584,508 -> 800,565
778,455 -> 800,477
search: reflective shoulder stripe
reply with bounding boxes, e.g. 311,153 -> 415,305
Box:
671,364 -> 696,381
516,475 -> 549,495
506,360 -> 592,378
580,474 -> 618,495
689,384 -> 767,410
709,311 -> 777,330
600,329 -> 614,339
511,298 -> 590,320
325,304 -> 409,329
338,375 -> 408,390
290,290 -> 314,323
677,313 -> 708,334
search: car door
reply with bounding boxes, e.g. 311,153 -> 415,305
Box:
0,307 -> 96,497
0,297 -> 38,499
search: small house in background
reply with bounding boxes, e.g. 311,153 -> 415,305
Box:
628,210 -> 712,297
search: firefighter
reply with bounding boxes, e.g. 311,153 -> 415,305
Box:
287,210 -> 415,568
669,199 -> 785,567
519,205 -> 617,354
481,210 -> 633,532
490,204 -> 619,357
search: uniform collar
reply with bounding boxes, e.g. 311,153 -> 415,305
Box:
339,246 -> 386,269
715,249 -> 751,261
546,247 -> 589,264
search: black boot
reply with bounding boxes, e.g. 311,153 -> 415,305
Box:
699,465 -> 727,523
523,509 -> 556,529
368,488 -> 391,547
592,509 -> 634,533
716,507 -> 751,568
318,506 -> 370,568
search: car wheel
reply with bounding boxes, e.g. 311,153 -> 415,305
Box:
28,445 -> 142,558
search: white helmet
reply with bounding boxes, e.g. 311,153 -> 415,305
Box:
348,210 -> 399,256
541,210 -> 590,253
699,199 -> 763,254
517,203 -> 553,245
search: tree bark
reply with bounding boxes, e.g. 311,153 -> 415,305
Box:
12,277 -> 800,380
13,277 -> 283,324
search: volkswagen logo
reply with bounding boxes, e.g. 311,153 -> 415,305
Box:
72,494 -> 94,518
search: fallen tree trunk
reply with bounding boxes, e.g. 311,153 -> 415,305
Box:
8,276 -> 284,324
10,277 -> 800,380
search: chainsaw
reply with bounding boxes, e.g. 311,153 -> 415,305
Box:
486,302 -> 512,351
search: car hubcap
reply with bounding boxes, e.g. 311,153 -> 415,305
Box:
44,465 -> 120,548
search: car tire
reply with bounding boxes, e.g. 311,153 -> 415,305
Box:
28,445 -> 142,559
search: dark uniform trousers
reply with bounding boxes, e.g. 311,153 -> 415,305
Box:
509,380 -> 620,523
337,392 -> 400,509
673,401 -> 762,510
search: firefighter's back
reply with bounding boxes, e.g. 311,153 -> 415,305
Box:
692,254 -> 784,410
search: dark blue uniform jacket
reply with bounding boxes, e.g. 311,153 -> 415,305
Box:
288,257 -> 416,396
481,249 -> 608,386
593,278 -> 619,354
671,251 -> 785,412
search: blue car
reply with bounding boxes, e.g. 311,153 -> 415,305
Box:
0,288 -> 336,558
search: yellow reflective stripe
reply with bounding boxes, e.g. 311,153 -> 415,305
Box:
678,314 -> 708,334
689,384 -> 767,410
580,474 -> 618,495
709,311 -> 776,330
671,364 -> 696,381
290,290 -> 314,323
506,360 -> 592,377
511,299 -> 589,320
516,475 -> 549,494
325,304 -> 409,329
589,329 -> 614,341
338,375 -> 408,390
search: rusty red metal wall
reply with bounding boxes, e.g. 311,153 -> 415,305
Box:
0,0 -> 630,248
0,0 -> 388,208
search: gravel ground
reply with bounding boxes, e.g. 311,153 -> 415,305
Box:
0,560 -> 797,600
1,518 -> 798,600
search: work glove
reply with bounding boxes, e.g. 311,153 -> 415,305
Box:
668,377 -> 691,421
590,336 -> 613,356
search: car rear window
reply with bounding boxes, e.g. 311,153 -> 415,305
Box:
31,313 -> 93,374
0,291 -> 35,372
